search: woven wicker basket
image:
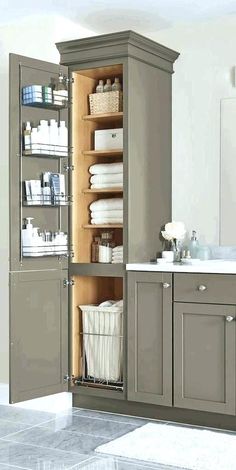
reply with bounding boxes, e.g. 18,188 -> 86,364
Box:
89,91 -> 123,115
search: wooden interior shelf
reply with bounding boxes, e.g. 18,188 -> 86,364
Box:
82,112 -> 123,123
83,224 -> 123,229
83,188 -> 123,194
82,149 -> 123,158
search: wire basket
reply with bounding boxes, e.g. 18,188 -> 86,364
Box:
78,304 -> 123,386
89,91 -> 123,115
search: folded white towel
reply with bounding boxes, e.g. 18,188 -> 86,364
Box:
91,183 -> 123,189
90,173 -> 123,184
112,245 -> 123,252
89,162 -> 123,175
112,259 -> 123,264
91,217 -> 123,225
112,255 -> 123,261
91,210 -> 123,219
90,198 -> 123,212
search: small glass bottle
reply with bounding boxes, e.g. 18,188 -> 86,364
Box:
112,77 -> 122,91
98,231 -> 113,263
96,80 -> 104,93
91,236 -> 100,262
104,79 -> 112,92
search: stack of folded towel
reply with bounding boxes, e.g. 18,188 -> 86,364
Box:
112,246 -> 123,264
89,162 -> 123,189
90,198 -> 123,225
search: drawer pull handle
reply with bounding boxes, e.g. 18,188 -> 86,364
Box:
198,285 -> 207,292
226,316 -> 234,322
163,282 -> 171,289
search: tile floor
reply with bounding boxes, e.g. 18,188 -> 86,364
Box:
0,385 -> 188,469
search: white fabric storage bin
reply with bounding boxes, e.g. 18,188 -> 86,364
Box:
94,128 -> 123,150
79,304 -> 123,382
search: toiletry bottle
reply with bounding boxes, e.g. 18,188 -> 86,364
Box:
22,217 -> 34,255
112,77 -> 122,91
31,128 -> 38,154
23,121 -> 31,153
53,73 -> 68,106
58,121 -> 68,156
49,119 -> 58,155
189,230 -> 199,258
104,79 -> 112,92
91,236 -> 100,262
42,172 -> 51,205
98,231 -> 113,263
96,80 -> 104,93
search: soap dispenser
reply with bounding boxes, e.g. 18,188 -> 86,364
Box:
189,230 -> 199,258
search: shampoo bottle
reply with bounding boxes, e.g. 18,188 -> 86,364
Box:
49,119 -> 58,155
58,121 -> 68,156
24,121 -> 31,153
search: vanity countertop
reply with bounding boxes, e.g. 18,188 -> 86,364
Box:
126,261 -> 236,274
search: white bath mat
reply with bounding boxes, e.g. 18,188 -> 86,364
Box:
95,422 -> 236,470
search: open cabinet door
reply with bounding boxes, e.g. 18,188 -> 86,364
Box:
9,54 -> 70,403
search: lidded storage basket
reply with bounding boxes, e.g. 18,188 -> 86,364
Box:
89,91 -> 123,115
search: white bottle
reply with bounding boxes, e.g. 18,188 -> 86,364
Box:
38,120 -> 50,154
104,79 -> 112,92
42,172 -> 51,205
24,121 -> 31,154
49,119 -> 58,155
96,80 -> 104,93
112,77 -> 122,91
31,128 -> 38,154
58,121 -> 68,156
22,217 -> 34,256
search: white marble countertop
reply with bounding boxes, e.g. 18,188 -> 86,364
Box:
126,260 -> 236,274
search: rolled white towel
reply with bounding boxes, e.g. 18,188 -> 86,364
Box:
90,198 -> 123,212
89,162 -> 123,175
91,210 -> 123,219
91,217 -> 123,225
90,173 -> 123,184
91,183 -> 123,189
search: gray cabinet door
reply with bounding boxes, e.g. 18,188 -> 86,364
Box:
127,272 -> 172,406
174,303 -> 236,415
10,270 -> 68,403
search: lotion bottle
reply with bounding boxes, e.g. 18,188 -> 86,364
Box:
189,230 -> 199,258
24,121 -> 31,153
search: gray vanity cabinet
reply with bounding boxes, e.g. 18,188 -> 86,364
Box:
127,271 -> 172,406
174,302 -> 236,415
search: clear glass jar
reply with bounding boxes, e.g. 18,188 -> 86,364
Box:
98,231 -> 113,263
91,236 -> 100,263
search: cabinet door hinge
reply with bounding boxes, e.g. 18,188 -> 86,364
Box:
63,164 -> 74,172
64,374 -> 75,383
63,279 -> 75,288
66,77 -> 74,84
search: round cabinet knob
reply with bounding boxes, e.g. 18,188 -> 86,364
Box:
226,316 -> 234,322
163,282 -> 171,289
198,285 -> 207,292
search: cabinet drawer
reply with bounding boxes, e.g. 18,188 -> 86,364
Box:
174,273 -> 236,305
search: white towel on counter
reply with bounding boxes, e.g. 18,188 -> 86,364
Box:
91,210 -> 123,219
90,173 -> 123,184
91,183 -> 123,189
90,198 -> 123,212
89,162 -> 123,175
91,217 -> 123,225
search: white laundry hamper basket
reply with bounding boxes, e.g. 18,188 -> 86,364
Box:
79,304 -> 123,384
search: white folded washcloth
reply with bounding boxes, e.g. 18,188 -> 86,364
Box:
90,198 -> 123,212
90,173 -> 123,184
91,183 -> 123,189
112,245 -> 123,253
112,259 -> 123,264
89,162 -> 123,175
91,210 -> 123,219
112,255 -> 123,261
91,217 -> 123,225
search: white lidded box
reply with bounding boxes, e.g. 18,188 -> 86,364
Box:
94,128 -> 123,150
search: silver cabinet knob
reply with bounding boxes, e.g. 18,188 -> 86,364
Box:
226,316 -> 234,322
198,285 -> 207,292
163,282 -> 171,289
